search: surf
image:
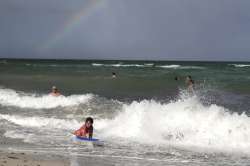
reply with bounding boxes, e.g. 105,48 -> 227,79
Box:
2,90 -> 250,153
97,95 -> 250,153
0,88 -> 93,109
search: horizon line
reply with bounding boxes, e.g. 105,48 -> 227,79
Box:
0,57 -> 250,63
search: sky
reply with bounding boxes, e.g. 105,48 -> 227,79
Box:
0,0 -> 250,61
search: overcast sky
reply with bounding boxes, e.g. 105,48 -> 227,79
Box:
0,0 -> 250,61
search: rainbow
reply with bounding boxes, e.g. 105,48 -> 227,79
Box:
39,0 -> 104,52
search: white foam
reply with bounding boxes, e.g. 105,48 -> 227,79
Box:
97,96 -> 250,152
144,63 -> 154,67
0,88 -> 93,109
157,65 -> 204,69
110,64 -> 144,67
4,130 -> 35,143
230,64 -> 250,68
0,114 -> 80,130
92,63 -> 146,67
92,63 -> 104,66
92,63 -> 204,69
157,65 -> 181,69
179,66 -> 205,69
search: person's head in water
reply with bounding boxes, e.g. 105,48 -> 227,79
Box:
112,72 -> 117,78
50,86 -> 61,96
186,75 -> 194,84
52,86 -> 58,92
85,117 -> 94,128
186,75 -> 195,93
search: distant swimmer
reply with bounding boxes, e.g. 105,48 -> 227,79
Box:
186,75 -> 194,92
112,72 -> 117,78
49,86 -> 61,97
174,76 -> 180,81
74,117 -> 94,139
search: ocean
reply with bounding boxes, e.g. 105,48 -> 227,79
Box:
0,59 -> 250,165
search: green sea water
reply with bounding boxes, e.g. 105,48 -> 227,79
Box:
0,59 -> 250,97
1,59 -> 250,112
1,59 -> 250,165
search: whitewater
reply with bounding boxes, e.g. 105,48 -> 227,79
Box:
0,87 -> 250,163
1,60 -> 250,165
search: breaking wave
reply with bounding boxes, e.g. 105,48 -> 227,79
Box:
0,114 -> 80,130
0,88 -> 93,109
97,96 -> 250,152
2,91 -> 250,153
229,64 -> 250,68
157,65 -> 205,69
92,63 -> 146,67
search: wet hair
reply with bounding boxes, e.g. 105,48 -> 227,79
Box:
85,117 -> 94,124
187,75 -> 194,84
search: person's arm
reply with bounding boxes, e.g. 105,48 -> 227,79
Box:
74,129 -> 80,136
88,127 -> 93,139
74,124 -> 85,136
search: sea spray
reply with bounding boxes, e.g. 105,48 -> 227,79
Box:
0,88 -> 93,109
96,95 -> 250,152
1,87 -> 250,153
0,114 -> 80,130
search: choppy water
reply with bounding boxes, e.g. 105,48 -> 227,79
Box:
1,59 -> 250,165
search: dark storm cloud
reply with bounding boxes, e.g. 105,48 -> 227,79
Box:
0,0 -> 250,61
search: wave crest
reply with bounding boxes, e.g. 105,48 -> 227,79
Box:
92,63 -> 146,67
230,64 -> 250,68
0,114 -> 80,130
0,88 -> 93,109
157,65 -> 205,69
97,96 -> 250,151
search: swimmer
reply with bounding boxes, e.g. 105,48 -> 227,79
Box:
74,117 -> 94,139
49,86 -> 61,97
186,75 -> 194,92
112,72 -> 117,78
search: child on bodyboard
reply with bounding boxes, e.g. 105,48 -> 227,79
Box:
74,117 -> 93,139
